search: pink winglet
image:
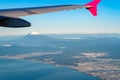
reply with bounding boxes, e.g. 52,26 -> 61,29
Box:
85,0 -> 101,16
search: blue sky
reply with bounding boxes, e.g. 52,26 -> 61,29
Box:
0,0 -> 120,36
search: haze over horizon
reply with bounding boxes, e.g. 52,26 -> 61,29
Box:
1,31 -> 120,37
0,0 -> 120,36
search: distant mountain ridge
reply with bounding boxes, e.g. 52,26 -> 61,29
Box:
1,32 -> 58,47
1,33 -> 120,41
21,32 -> 54,42
1,32 -> 120,48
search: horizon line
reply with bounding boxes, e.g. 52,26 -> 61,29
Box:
1,32 -> 120,37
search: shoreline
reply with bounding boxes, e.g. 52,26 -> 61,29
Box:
28,59 -> 103,80
1,58 -> 117,80
0,58 -> 102,80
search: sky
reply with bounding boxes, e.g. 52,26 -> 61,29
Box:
0,0 -> 120,36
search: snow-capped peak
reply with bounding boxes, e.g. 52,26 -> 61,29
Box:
30,31 -> 40,35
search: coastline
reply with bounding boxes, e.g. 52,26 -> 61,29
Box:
29,59 -> 102,80
0,59 -> 99,80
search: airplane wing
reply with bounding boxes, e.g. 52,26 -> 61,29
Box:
0,5 -> 84,17
0,0 -> 101,28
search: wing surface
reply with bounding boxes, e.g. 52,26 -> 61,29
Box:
0,5 -> 84,17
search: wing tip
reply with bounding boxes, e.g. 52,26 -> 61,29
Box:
85,0 -> 101,16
